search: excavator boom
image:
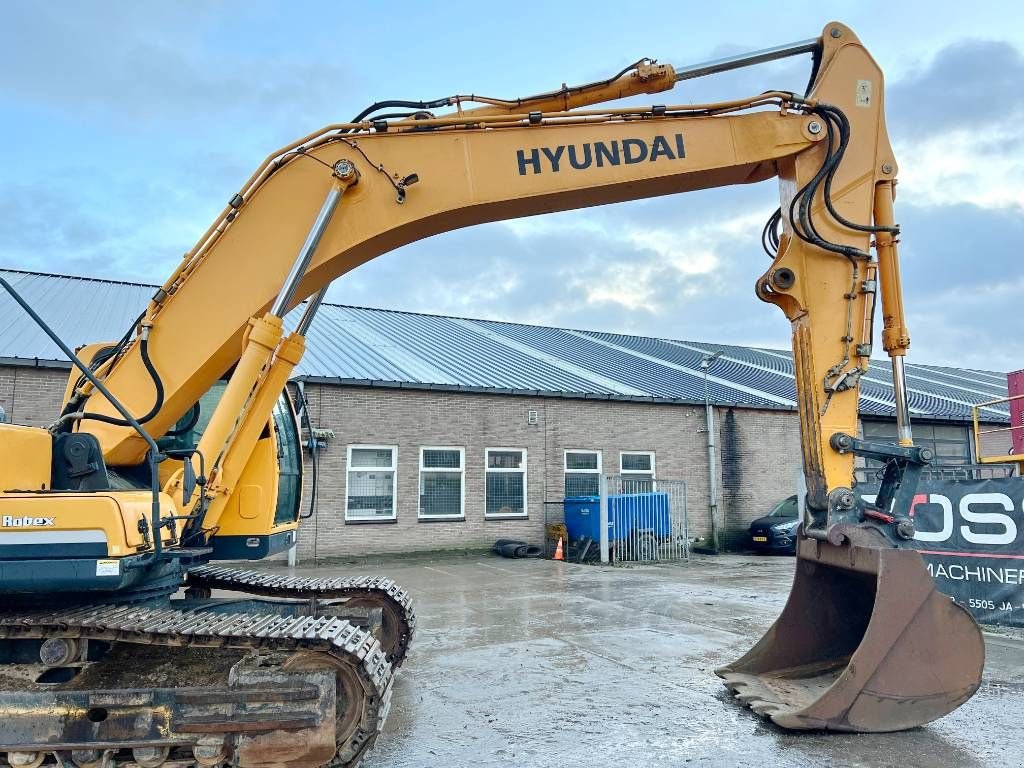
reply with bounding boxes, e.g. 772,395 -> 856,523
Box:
0,20 -> 984,768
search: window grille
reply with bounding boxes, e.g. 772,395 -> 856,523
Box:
346,445 -> 397,520
564,450 -> 601,497
620,451 -> 656,493
420,447 -> 464,519
485,448 -> 527,517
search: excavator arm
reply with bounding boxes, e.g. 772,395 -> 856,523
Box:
0,21 -> 984,760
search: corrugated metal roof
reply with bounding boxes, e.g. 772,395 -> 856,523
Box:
0,270 -> 153,364
0,268 -> 1010,422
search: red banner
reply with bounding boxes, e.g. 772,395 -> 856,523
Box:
1010,370 -> 1024,455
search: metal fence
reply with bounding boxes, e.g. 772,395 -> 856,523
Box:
544,479 -> 689,565
603,475 -> 688,565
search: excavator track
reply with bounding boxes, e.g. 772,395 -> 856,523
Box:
0,603 -> 393,768
185,565 -> 416,667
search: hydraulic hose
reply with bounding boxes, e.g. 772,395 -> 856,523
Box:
78,334 -> 165,427
348,98 -> 453,125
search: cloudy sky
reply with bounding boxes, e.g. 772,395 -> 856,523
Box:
2,2 -> 1022,371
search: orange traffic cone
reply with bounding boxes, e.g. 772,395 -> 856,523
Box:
553,537 -> 564,561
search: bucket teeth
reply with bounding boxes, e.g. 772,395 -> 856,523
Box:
720,673 -> 783,713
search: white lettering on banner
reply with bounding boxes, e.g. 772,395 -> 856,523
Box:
913,494 -> 953,542
860,491 -> 1021,546
927,562 -> 1024,584
960,493 -> 1017,545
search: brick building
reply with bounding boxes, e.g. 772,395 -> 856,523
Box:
0,269 -> 1015,560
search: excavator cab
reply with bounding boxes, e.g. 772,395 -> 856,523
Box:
155,381 -> 306,561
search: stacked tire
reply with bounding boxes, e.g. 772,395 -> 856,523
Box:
492,538 -> 543,558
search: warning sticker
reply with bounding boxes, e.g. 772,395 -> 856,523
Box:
96,559 -> 120,577
856,80 -> 872,107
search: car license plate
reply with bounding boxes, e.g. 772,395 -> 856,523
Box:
752,536 -> 768,543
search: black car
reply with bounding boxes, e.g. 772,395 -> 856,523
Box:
748,495 -> 799,554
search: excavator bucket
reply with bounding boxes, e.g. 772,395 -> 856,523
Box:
717,536 -> 984,732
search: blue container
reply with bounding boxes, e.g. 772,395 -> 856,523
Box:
562,496 -> 603,542
564,492 -> 671,543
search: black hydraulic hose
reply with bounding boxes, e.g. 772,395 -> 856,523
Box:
788,107 -> 866,261
761,104 -> 874,263
349,98 -> 453,125
364,111 -> 434,123
788,144 -> 831,246
817,104 -> 899,235
761,207 -> 782,257
112,309 -> 147,353
77,335 -> 165,427
77,309 -> 146,384
62,308 -> 148,422
758,100 -> 894,263
802,45 -> 824,99
104,308 -> 147,367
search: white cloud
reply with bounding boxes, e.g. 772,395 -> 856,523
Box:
498,206 -> 767,317
624,229 -> 718,276
896,127 -> 1024,210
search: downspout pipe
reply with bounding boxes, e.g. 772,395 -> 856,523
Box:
702,352 -> 723,553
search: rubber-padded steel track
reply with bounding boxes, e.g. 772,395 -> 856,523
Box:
185,565 -> 416,667
0,603 -> 393,768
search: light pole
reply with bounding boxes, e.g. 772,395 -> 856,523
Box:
701,351 -> 723,553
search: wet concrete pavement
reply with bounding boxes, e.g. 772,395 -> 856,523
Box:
289,553 -> 1022,767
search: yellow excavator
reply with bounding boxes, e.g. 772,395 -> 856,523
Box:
0,20 -> 985,768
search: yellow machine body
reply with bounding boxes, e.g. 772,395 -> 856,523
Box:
0,492 -> 176,555
0,424 -> 51,491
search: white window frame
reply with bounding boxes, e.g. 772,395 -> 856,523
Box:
345,444 -> 398,522
418,446 -> 466,520
620,450 -> 656,490
484,447 -> 528,518
564,449 -> 602,497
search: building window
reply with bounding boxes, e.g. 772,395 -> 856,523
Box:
862,421 -> 971,470
346,445 -> 397,521
564,450 -> 602,497
485,448 -> 527,517
621,451 -> 656,492
419,447 -> 465,519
